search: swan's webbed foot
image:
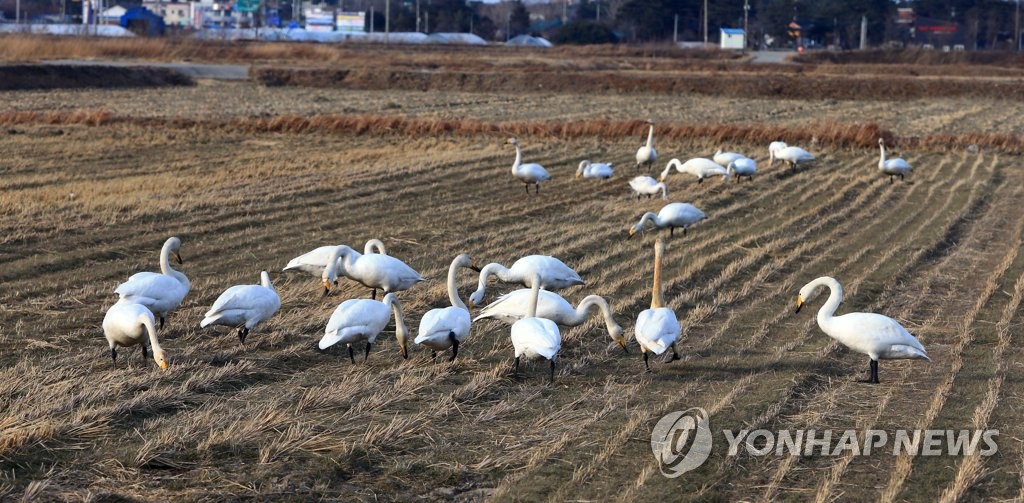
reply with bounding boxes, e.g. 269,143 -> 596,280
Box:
858,360 -> 880,384
348,345 -> 355,364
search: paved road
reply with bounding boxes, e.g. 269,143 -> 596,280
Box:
748,51 -> 796,64
42,60 -> 250,80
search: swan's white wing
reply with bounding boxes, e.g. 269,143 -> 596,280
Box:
474,289 -> 575,325
115,274 -> 188,314
202,285 -> 281,328
416,306 -> 471,347
321,299 -> 390,349
513,256 -> 584,289
511,317 -> 561,360
283,245 -> 339,275
518,163 -> 551,183
827,312 -> 927,360
348,254 -> 424,291
635,308 -> 680,355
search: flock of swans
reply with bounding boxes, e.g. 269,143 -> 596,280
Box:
102,122 -> 925,383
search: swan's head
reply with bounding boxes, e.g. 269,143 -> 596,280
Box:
165,237 -> 184,264
795,283 -> 825,313
506,138 -> 520,146
153,349 -> 169,370
610,324 -> 627,353
645,119 -> 654,125
576,160 -> 590,178
453,253 -> 481,272
628,223 -> 643,239
321,266 -> 339,296
878,138 -> 886,147
468,289 -> 486,308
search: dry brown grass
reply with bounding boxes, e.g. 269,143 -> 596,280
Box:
3,58 -> 1024,501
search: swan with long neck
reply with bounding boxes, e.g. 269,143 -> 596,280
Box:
768,141 -> 788,167
468,254 -> 584,307
319,292 -> 409,362
103,300 -> 168,369
659,158 -> 730,184
726,157 -> 757,182
283,239 -> 387,278
629,202 -> 706,238
200,271 -> 281,343
635,120 -> 658,172
878,138 -> 912,183
509,274 -> 562,381
713,149 -> 745,167
628,176 -> 667,200
635,238 -> 681,371
474,290 -> 626,350
415,254 -> 477,360
114,236 -> 190,329
322,244 -> 423,299
577,160 -> 614,179
507,138 -> 551,194
796,276 -> 929,384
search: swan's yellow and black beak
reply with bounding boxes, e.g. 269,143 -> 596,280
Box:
618,338 -> 628,353
628,228 -> 636,240
174,252 -> 183,264
575,172 -> 582,179
401,345 -> 408,360
160,360 -> 169,370
795,295 -> 804,314
658,175 -> 666,183
322,280 -> 331,297
469,264 -> 482,273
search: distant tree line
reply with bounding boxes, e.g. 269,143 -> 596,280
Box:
2,0 -> 1020,48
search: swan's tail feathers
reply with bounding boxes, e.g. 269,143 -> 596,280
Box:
887,344 -> 930,361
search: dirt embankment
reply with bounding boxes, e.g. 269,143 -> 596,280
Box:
251,66 -> 1024,101
0,65 -> 193,90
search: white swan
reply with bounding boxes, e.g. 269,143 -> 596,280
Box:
628,175 -> 667,200
200,271 -> 281,343
415,254 -> 476,360
508,138 -> 551,194
635,238 -> 681,371
282,239 -> 387,278
577,160 -> 614,180
726,157 -> 757,182
713,149 -> 745,167
322,245 -> 423,299
103,300 -> 168,369
474,290 -> 626,350
775,146 -> 816,169
878,138 -> 913,183
659,158 -> 730,184
635,120 -> 658,172
468,255 -> 585,307
510,275 -> 562,381
629,202 -> 706,238
319,292 -> 409,362
114,237 -> 190,329
796,276 -> 929,384
768,141 -> 788,166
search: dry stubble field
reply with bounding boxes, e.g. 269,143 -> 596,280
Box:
3,45 -> 1024,501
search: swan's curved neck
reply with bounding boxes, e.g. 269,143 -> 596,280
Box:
879,143 -> 887,165
158,242 -> 188,287
527,274 -> 542,318
478,262 -> 511,290
324,245 -> 359,282
447,257 -> 468,311
511,143 -> 523,173
637,212 -> 659,231
260,271 -> 274,291
141,314 -> 162,355
574,295 -> 620,335
645,124 -> 654,148
363,239 -> 387,255
660,159 -> 680,180
813,277 -> 844,329
383,293 -> 408,355
651,240 -> 665,309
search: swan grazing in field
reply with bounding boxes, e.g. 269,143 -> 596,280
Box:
713,149 -> 745,167
415,254 -> 476,361
878,138 -> 913,183
283,239 -> 387,278
768,141 -> 788,166
796,276 -> 929,384
775,146 -> 816,169
103,300 -> 168,369
628,176 -> 667,200
474,290 -> 626,350
468,255 -> 585,307
727,157 -> 757,182
577,160 -> 615,179
659,158 -> 730,184
635,120 -> 658,172
508,137 -> 551,194
200,271 -> 281,343
635,238 -> 681,371
629,202 -> 706,238
319,292 -> 409,362
114,237 -> 190,329
510,275 -> 562,382
322,245 -> 423,299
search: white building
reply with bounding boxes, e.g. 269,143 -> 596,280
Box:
720,28 -> 745,50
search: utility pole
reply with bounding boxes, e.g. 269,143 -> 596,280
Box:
562,0 -> 566,25
743,0 -> 749,53
415,0 -> 420,32
1016,0 -> 1021,51
15,0 -> 20,24
384,0 -> 390,43
702,0 -> 708,44
673,14 -> 678,44
595,0 -> 599,23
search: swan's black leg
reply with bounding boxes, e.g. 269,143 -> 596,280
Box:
371,289 -> 377,300
698,178 -> 703,184
449,332 -> 459,361
348,345 -> 355,364
889,175 -> 894,184
643,351 -> 651,372
111,347 -> 118,366
870,359 -> 879,384
140,344 -> 147,361
669,343 -> 681,362
683,227 -> 688,236
535,184 -> 540,194
364,342 -> 372,362
159,316 -> 165,330
240,327 -> 250,344
550,359 -> 556,382
524,184 -> 530,195
670,227 -> 674,237
900,173 -> 905,181
511,356 -> 520,376
431,351 -> 437,360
